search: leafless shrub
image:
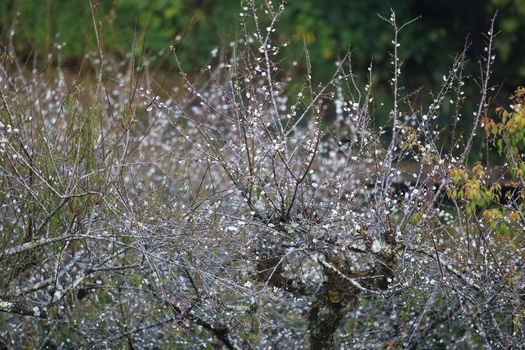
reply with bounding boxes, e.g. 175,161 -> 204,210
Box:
0,2 -> 523,349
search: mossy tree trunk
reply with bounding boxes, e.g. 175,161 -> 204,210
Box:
308,287 -> 358,350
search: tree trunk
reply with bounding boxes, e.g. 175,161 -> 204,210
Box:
308,287 -> 358,350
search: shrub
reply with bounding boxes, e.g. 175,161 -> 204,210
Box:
0,2 -> 523,349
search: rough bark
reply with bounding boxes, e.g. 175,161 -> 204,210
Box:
307,247 -> 397,349
308,282 -> 358,350
0,296 -> 47,318
255,252 -> 307,295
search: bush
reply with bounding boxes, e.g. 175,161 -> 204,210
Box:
0,2 -> 523,349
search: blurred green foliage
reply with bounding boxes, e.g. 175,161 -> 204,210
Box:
1,0 -> 524,93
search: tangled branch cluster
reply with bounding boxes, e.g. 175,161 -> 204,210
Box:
0,2 -> 523,349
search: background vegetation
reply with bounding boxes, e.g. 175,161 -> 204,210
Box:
1,0 -> 525,90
